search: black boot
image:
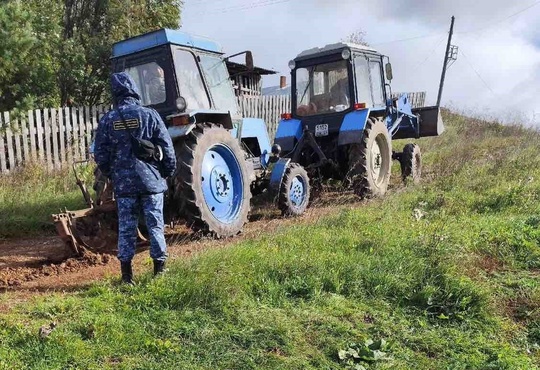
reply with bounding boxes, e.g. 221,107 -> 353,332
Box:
153,260 -> 166,276
121,261 -> 133,285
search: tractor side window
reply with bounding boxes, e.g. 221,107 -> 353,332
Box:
125,62 -> 166,106
369,61 -> 384,107
354,56 -> 372,107
173,49 -> 210,110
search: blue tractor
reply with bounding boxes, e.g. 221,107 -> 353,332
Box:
53,29 -> 310,255
273,42 -> 444,197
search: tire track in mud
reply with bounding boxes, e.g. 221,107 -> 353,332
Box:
0,191 -> 367,297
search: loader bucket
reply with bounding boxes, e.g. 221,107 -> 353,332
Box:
392,105 -> 444,140
413,105 -> 445,138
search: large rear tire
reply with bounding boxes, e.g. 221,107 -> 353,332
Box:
278,163 -> 310,216
174,124 -> 252,237
347,117 -> 392,198
401,143 -> 422,183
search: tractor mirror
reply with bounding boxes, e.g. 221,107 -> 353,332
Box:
385,63 -> 393,81
245,51 -> 254,72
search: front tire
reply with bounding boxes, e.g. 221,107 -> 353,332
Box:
278,163 -> 310,216
347,117 -> 392,198
401,143 -> 421,183
174,124 -> 252,237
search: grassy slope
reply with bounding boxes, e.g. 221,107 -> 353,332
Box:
0,163 -> 93,238
2,111 -> 540,369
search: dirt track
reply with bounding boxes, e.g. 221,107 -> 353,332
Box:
0,192 -> 361,299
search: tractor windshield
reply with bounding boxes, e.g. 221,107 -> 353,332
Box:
294,60 -> 350,117
199,54 -> 239,114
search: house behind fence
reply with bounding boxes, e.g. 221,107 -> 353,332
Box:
0,92 -> 425,174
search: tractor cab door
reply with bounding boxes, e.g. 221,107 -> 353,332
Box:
113,46 -> 178,120
352,54 -> 386,112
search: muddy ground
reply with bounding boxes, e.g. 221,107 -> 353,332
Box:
0,192 -> 362,302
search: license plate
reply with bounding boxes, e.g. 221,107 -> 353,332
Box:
315,124 -> 328,137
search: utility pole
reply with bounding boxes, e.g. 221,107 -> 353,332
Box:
437,16 -> 457,107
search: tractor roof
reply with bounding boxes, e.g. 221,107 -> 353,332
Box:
112,28 -> 222,58
295,42 -> 378,60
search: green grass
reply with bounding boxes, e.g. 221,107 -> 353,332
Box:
0,163 -> 93,238
1,111 -> 540,368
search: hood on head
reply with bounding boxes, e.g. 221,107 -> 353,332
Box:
111,72 -> 141,104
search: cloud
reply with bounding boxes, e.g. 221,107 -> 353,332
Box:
181,0 -> 540,123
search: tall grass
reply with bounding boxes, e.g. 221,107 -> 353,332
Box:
0,162 -> 93,238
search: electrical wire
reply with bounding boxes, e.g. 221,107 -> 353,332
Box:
459,49 -> 496,96
371,32 -> 444,46
413,35 -> 446,70
190,0 -> 290,15
457,0 -> 540,34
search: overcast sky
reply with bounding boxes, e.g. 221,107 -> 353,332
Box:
181,0 -> 540,124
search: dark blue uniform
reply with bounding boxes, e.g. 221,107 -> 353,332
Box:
94,72 -> 176,264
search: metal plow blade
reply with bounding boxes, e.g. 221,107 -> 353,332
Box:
52,201 -> 119,257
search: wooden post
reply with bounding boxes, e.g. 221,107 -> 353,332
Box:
28,109 -> 37,161
59,107 -> 66,167
71,107 -> 79,160
4,112 -> 15,171
51,108 -> 60,169
13,117 -> 22,166
43,108 -> 53,171
65,107 -> 73,164
35,109 -> 44,163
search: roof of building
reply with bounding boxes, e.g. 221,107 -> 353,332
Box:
226,61 -> 276,76
296,42 -> 378,60
112,28 -> 222,58
262,85 -> 291,96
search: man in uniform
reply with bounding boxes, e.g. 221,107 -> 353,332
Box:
94,72 -> 176,284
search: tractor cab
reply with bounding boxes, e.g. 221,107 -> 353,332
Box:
291,42 -> 388,120
111,29 -> 247,134
110,28 -> 273,170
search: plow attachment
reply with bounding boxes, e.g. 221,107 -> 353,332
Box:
52,161 -> 147,257
52,202 -> 118,256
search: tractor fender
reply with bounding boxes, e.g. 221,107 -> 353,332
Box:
168,124 -> 196,140
236,118 -> 272,167
168,110 -> 233,140
274,118 -> 302,152
268,158 -> 291,199
338,108 -> 371,146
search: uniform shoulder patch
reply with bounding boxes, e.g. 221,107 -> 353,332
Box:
113,119 -> 140,131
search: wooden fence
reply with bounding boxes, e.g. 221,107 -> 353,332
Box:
0,92 -> 425,174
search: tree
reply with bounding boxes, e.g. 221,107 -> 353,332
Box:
0,1 -> 61,113
343,30 -> 370,47
0,0 -> 183,112
59,0 -> 183,106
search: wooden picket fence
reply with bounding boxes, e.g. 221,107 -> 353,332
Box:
0,92 -> 425,174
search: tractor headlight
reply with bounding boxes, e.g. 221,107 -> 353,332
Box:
176,97 -> 187,112
288,60 -> 296,70
341,49 -> 351,60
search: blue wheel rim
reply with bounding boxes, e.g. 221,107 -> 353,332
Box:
201,144 -> 244,224
289,175 -> 306,209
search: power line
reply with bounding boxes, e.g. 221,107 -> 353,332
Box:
413,35 -> 446,70
190,0 -> 290,15
457,0 -> 540,34
371,32 -> 444,46
460,48 -> 496,96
